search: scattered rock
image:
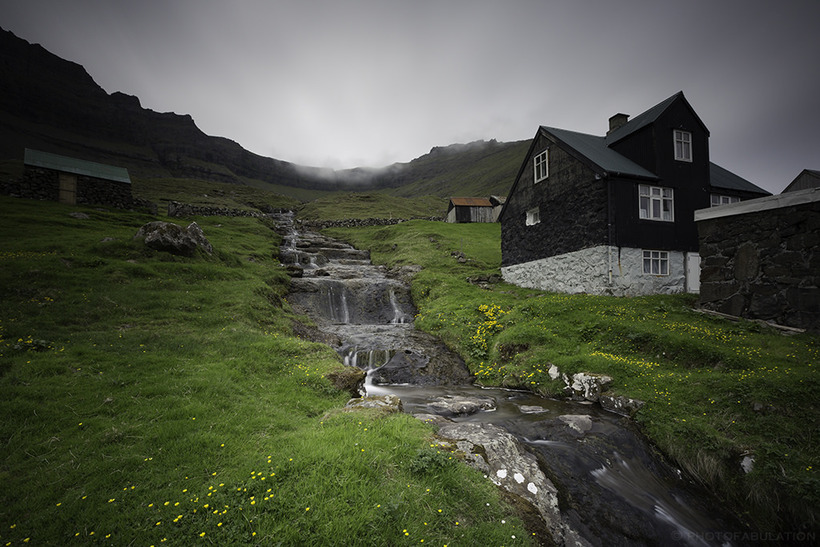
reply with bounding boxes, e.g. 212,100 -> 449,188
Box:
563,372 -> 612,402
426,395 -> 496,417
134,221 -> 213,256
599,394 -> 645,416
343,394 -> 403,414
69,212 -> 89,219
558,414 -> 593,434
740,454 -> 755,474
100,237 -> 116,242
518,405 -> 548,414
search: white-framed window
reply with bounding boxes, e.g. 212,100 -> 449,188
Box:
533,149 -> 549,183
710,194 -> 740,207
674,130 -> 692,162
643,250 -> 669,275
525,207 -> 540,226
639,184 -> 674,221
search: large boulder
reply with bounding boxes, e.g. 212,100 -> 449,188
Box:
134,221 -> 213,256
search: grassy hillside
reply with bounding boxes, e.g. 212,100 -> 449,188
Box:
0,197 -> 533,546
296,193 -> 448,221
385,140 -> 529,199
326,221 -> 819,536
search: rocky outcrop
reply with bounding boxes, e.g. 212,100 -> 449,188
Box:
134,221 -> 213,256
431,420 -> 590,546
325,367 -> 367,397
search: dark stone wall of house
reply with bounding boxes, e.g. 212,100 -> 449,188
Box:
501,131 -> 607,267
698,200 -> 820,331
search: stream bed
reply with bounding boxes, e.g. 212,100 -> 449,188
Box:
276,212 -> 750,546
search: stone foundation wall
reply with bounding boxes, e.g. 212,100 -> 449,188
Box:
501,245 -> 687,296
696,189 -> 820,331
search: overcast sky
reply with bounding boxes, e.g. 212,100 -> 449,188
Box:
2,0 -> 818,193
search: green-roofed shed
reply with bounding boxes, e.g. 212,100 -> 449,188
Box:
22,149 -> 134,207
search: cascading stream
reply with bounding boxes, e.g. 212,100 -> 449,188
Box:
274,212 -> 750,546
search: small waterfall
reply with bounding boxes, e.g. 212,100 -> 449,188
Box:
325,283 -> 351,324
389,288 -> 405,324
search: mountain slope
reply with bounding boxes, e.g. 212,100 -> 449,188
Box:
0,27 -> 525,200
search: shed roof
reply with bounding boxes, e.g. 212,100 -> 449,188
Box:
24,149 -> 131,184
542,126 -> 658,180
449,197 -> 493,207
709,162 -> 770,195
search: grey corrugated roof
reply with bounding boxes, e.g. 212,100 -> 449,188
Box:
24,149 -> 131,184
542,126 -> 658,180
709,162 -> 770,195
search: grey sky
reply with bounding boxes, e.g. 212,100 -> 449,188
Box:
2,0 -> 818,193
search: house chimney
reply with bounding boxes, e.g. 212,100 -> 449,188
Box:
608,113 -> 629,133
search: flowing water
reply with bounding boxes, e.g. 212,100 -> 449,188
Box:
276,212 -> 750,546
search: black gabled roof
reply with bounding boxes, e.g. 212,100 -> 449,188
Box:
709,162 -> 770,195
543,126 -> 658,180
605,91 -> 709,146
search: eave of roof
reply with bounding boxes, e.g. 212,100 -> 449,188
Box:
24,149 -> 131,184
709,162 -> 770,195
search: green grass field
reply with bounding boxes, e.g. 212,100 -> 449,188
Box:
327,220 -> 819,536
0,197 -> 533,546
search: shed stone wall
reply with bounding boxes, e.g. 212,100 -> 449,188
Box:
19,166 -> 134,209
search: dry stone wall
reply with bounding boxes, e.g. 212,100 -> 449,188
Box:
697,191 -> 820,331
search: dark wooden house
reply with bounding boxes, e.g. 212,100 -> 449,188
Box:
21,149 -> 133,208
499,92 -> 770,296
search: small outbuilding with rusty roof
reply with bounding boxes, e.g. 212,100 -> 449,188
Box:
447,197 -> 496,223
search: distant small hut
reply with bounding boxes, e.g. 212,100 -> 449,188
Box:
21,148 -> 133,208
447,197 -> 495,223
783,169 -> 820,193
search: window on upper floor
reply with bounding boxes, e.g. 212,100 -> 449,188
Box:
643,250 -> 669,275
674,130 -> 692,162
525,207 -> 540,226
534,149 -> 549,183
639,184 -> 674,221
710,194 -> 740,207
